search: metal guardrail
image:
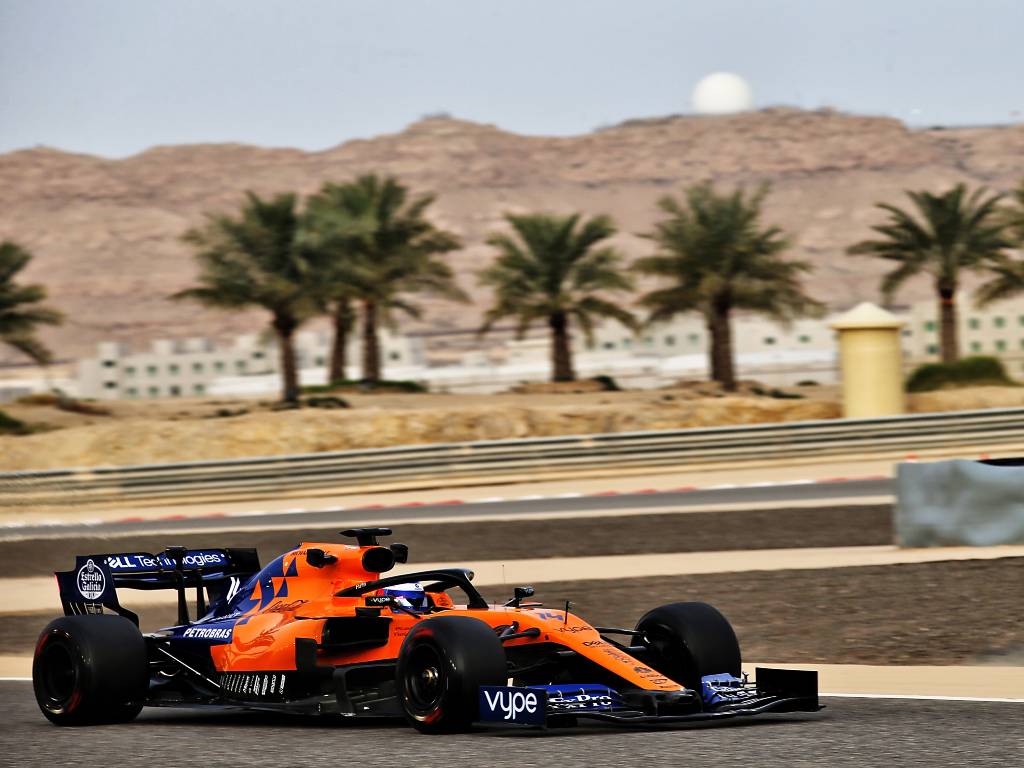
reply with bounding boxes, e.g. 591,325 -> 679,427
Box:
3,407 -> 1024,507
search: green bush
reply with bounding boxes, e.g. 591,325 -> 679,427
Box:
591,375 -> 621,392
303,379 -> 427,394
769,388 -> 804,400
209,407 -> 249,418
57,398 -> 112,416
906,356 -> 1015,393
15,392 -> 59,406
304,395 -> 350,409
14,390 -> 111,415
0,409 -> 31,435
750,384 -> 804,400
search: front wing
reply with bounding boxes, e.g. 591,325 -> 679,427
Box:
478,667 -> 821,727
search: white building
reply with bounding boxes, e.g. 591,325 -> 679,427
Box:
78,336 -> 272,400
75,292 -> 1024,399
77,330 -> 424,400
901,295 -> 1024,374
0,362 -> 78,403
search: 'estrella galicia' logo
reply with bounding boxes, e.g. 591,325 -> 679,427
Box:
77,559 -> 105,600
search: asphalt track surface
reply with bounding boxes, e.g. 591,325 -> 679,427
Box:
6,477 -> 893,538
0,682 -> 1019,768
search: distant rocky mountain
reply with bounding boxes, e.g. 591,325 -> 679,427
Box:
2,108 -> 1023,363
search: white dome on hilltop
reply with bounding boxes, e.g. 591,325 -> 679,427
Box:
692,72 -> 754,115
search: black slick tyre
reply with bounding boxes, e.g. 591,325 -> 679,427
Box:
396,615 -> 506,733
635,601 -> 741,692
33,615 -> 148,726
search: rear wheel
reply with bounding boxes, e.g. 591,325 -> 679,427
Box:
33,615 -> 148,726
396,616 -> 506,733
635,602 -> 741,692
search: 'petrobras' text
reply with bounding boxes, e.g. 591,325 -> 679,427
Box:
182,627 -> 233,640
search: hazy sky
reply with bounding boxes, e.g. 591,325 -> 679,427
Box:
2,0 -> 1022,158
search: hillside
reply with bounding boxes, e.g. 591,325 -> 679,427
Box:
2,108 -> 1024,363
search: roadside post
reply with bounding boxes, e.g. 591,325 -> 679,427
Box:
830,302 -> 906,418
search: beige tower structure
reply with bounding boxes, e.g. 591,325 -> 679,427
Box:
830,302 -> 906,418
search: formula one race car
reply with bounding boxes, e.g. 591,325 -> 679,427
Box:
33,528 -> 820,731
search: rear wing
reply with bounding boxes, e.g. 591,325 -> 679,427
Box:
55,547 -> 261,626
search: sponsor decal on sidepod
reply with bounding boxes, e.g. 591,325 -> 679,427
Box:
182,627 -> 233,640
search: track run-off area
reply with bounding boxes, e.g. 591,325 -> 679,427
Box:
2,456 -> 1022,765
0,475 -> 893,538
0,681 -> 1021,768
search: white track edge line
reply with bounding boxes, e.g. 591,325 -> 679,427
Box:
0,678 -> 1019,703
0,476 -> 892,530
822,692 -> 1024,703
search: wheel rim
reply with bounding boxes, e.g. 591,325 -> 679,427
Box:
404,643 -> 446,715
39,640 -> 78,710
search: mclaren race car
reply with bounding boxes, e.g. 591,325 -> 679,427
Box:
33,528 -> 820,731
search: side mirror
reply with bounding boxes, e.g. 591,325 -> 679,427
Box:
505,585 -> 535,608
306,548 -> 338,568
389,543 -> 409,564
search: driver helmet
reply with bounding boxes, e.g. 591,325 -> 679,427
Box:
383,581 -> 428,611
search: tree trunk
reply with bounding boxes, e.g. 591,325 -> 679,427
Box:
273,314 -> 300,405
328,300 -> 354,384
938,286 -> 959,364
706,303 -> 736,391
361,300 -> 381,383
549,311 -> 575,382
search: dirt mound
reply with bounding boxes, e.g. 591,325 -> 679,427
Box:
508,379 -> 612,394
0,394 -> 839,471
908,386 -> 1024,412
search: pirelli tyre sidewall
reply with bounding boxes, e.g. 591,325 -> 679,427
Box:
396,615 -> 507,734
33,615 -> 148,726
635,601 -> 742,696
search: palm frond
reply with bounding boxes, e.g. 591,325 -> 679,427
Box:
637,182 -> 815,328
850,184 -> 1014,304
300,174 -> 464,317
479,211 -> 633,340
2,333 -> 52,365
0,240 -> 62,363
975,258 -> 1024,306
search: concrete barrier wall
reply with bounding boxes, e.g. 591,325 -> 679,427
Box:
896,459 -> 1024,547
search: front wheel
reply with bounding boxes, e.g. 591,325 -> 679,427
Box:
635,601 -> 741,692
396,616 -> 507,734
33,615 -> 149,726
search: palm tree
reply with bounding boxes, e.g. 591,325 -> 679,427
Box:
636,182 -> 821,391
1006,179 -> 1024,243
0,241 -> 63,364
848,183 -> 1011,363
973,181 -> 1024,306
302,183 -> 372,384
479,212 -> 636,382
303,175 -> 465,383
173,192 -> 317,404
